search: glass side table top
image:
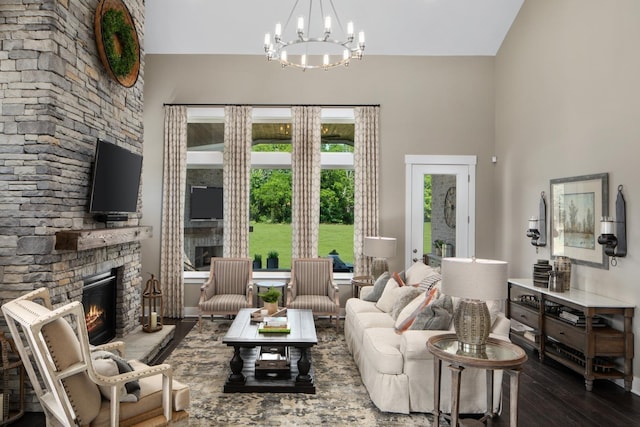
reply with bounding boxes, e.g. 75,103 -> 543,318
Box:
428,334 -> 527,368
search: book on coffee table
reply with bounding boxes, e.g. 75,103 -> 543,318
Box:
258,319 -> 291,333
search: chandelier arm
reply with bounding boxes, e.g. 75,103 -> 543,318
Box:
284,0 -> 301,33
328,0 -> 345,34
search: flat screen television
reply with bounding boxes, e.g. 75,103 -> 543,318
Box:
190,186 -> 223,220
89,139 -> 143,219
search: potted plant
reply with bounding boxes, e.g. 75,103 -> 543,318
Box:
258,288 -> 281,314
253,254 -> 262,270
266,251 -> 279,269
433,240 -> 445,256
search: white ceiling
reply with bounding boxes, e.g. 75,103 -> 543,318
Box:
145,0 -> 524,56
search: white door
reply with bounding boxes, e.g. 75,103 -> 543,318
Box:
404,156 -> 476,266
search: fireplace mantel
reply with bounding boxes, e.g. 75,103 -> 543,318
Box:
55,226 -> 152,251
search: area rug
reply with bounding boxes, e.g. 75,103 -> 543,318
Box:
165,318 -> 434,426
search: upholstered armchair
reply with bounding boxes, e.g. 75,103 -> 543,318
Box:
198,257 -> 253,331
1,287 -> 189,427
287,258 -> 340,329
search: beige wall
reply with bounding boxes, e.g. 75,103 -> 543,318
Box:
495,0 -> 640,392
142,55 -> 497,277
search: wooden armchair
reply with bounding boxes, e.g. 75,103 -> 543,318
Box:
1,287 -> 189,427
198,257 -> 253,332
287,258 -> 340,329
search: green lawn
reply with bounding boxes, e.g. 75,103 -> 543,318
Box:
250,223 -> 354,269
249,222 -> 432,269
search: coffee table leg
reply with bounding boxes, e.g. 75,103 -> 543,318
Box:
296,347 -> 312,383
229,346 -> 245,383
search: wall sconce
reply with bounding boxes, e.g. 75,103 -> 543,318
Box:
526,191 -> 546,252
598,185 -> 626,266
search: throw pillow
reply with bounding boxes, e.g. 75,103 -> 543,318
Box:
394,287 -> 439,334
375,279 -> 400,313
405,261 -> 434,285
409,294 -> 454,331
362,271 -> 391,302
391,287 -> 424,320
392,271 -> 405,287
416,272 -> 441,292
91,350 -> 140,402
394,290 -> 427,328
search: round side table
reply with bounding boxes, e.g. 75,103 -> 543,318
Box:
427,334 -> 527,427
350,275 -> 374,299
255,281 -> 287,307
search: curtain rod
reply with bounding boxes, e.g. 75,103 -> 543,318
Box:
162,103 -> 380,108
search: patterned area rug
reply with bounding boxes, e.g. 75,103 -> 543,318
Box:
165,317 -> 434,426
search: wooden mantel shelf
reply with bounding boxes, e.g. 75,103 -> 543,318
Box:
55,226 -> 152,251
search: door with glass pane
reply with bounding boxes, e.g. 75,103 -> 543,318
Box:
405,156 -> 476,267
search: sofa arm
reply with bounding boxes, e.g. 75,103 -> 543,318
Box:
400,330 -> 452,361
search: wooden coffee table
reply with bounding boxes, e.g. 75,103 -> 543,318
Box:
222,308 -> 318,393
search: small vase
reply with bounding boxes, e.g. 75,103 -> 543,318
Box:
264,302 -> 278,315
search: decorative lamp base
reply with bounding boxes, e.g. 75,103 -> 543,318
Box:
371,258 -> 389,281
453,299 -> 492,354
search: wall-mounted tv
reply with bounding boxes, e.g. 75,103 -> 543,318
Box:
89,139 -> 143,219
190,186 -> 223,220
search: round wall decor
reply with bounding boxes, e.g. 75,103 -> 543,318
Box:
94,0 -> 140,87
444,186 -> 456,228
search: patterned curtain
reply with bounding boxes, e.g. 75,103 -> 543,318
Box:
353,106 -> 380,276
223,106 -> 252,257
291,106 -> 322,258
160,106 -> 187,318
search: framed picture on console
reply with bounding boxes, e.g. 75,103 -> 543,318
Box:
550,173 -> 609,269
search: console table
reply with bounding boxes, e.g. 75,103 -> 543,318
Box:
507,278 -> 634,391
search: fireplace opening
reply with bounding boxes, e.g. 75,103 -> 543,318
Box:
82,270 -> 117,345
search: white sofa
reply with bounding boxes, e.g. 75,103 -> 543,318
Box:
344,261 -> 511,414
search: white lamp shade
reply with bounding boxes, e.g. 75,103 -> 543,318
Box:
440,258 -> 508,301
363,236 -> 397,258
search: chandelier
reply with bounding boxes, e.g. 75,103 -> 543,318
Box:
263,0 -> 365,71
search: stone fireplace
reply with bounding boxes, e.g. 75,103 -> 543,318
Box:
0,0 -> 146,411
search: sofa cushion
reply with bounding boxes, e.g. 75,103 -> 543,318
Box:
390,287 -> 424,320
416,272 -> 442,292
345,298 -> 380,318
362,272 -> 391,302
375,279 -> 400,313
362,328 -> 404,375
409,294 -> 453,330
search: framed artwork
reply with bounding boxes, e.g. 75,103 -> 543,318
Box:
550,173 -> 609,269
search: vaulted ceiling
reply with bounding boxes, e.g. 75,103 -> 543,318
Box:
145,0 -> 524,56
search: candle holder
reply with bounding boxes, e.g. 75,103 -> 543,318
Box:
142,274 -> 163,333
526,192 -> 547,252
598,185 -> 627,266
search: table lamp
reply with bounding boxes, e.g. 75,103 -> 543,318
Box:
364,236 -> 397,279
440,257 -> 508,354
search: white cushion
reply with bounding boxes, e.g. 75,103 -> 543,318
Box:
375,279 -> 400,313
92,358 -> 138,403
405,261 -> 434,285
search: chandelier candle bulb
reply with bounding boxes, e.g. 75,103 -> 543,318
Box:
323,54 -> 329,66
301,54 -> 307,66
275,23 -> 282,38
343,49 -> 349,60
264,33 -> 270,47
359,31 -> 365,45
347,21 -> 354,37
297,16 -> 304,32
324,16 -> 331,33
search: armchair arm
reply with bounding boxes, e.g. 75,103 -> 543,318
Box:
286,282 -> 295,306
92,341 -> 125,357
329,281 -> 339,303
246,282 -> 254,304
90,363 -> 173,425
200,277 -> 215,302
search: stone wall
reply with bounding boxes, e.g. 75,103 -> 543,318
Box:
0,0 -> 145,411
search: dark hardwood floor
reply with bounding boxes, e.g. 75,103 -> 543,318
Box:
14,319 -> 640,426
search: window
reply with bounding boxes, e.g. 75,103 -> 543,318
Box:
184,107 -> 355,272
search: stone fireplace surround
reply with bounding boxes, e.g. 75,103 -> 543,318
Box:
0,0 -> 146,411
